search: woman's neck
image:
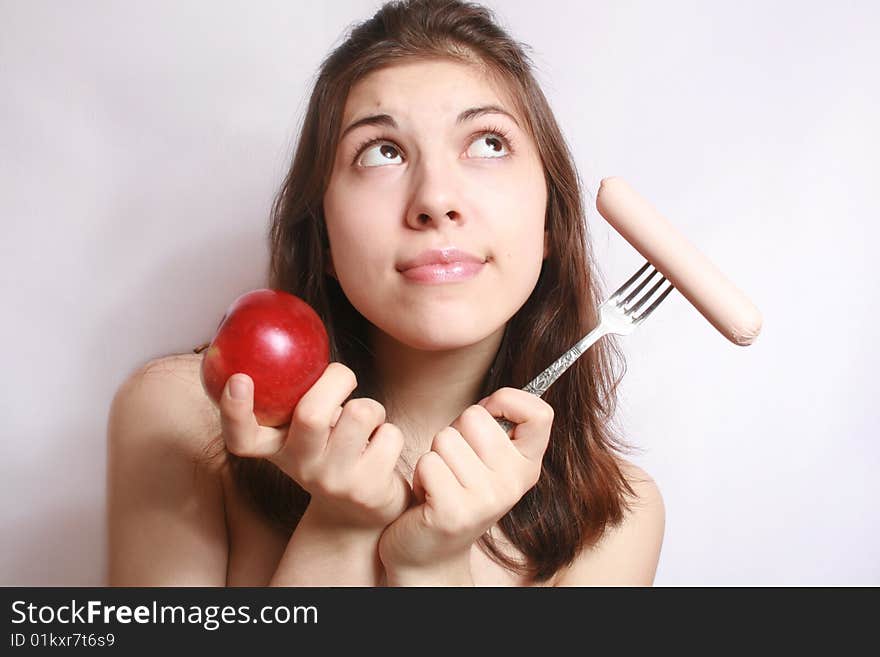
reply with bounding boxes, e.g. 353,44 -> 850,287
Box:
369,324 -> 504,475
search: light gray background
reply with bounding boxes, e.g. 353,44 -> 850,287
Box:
2,0 -> 877,586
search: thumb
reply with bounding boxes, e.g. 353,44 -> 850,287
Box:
220,374 -> 282,457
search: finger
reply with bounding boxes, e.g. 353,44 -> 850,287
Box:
361,423 -> 412,514
220,374 -> 286,457
362,422 -> 405,472
413,451 -> 462,504
430,426 -> 488,489
449,405 -> 511,471
411,462 -> 427,506
325,397 -> 386,467
287,362 -> 358,456
478,388 -> 554,462
330,406 -> 343,427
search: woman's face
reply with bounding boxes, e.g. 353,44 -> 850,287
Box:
323,59 -> 548,351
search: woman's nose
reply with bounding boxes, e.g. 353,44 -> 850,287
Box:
404,158 -> 464,229
409,207 -> 461,227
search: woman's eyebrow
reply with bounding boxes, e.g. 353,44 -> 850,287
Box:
340,104 -> 520,140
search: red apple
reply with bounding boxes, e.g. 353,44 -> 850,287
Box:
200,288 -> 330,427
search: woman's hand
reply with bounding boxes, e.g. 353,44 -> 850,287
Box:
218,362 -> 411,531
377,387 -> 554,585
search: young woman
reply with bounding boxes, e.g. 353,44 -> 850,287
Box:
107,0 -> 665,586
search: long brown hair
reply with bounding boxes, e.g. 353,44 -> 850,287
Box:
196,0 -> 640,583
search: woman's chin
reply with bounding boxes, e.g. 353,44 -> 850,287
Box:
385,320 -> 506,353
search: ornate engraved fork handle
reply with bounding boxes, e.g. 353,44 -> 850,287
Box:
495,321 -> 609,434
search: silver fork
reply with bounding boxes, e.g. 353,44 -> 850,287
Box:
496,260 -> 675,433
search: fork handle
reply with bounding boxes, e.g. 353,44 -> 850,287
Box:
495,321 -> 610,434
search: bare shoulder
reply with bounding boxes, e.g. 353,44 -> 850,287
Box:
618,460 -> 665,515
113,354 -> 221,454
554,459 -> 666,587
107,353 -> 228,585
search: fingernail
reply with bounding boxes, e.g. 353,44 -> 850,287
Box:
228,375 -> 249,400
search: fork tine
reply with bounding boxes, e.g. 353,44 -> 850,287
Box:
627,275 -> 667,315
610,261 -> 652,300
634,280 -> 675,323
620,267 -> 659,307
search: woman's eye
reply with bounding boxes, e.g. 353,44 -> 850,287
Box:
359,142 -> 403,167
465,133 -> 509,159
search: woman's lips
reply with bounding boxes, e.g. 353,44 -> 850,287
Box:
400,260 -> 485,284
